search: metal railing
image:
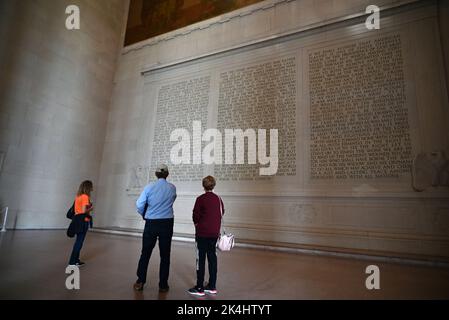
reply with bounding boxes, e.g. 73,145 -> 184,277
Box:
1,207 -> 8,232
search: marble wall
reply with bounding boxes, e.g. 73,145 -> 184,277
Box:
1,0 -> 448,261
95,0 -> 449,260
0,0 -> 129,228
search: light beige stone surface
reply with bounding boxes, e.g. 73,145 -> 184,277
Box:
1,0 -> 448,261
95,0 -> 449,260
0,0 -> 129,228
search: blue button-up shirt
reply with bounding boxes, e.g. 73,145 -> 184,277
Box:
136,178 -> 177,220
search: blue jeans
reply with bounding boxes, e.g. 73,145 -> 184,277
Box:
69,231 -> 87,265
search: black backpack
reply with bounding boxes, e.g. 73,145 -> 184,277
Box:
66,202 -> 75,220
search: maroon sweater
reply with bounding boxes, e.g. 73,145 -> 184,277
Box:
192,192 -> 224,238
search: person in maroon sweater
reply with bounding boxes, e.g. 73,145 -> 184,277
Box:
188,176 -> 224,297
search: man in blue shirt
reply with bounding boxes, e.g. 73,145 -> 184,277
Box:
134,164 -> 177,292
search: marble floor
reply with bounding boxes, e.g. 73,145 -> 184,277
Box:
0,230 -> 448,300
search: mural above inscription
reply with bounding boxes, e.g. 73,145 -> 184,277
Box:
125,0 -> 265,46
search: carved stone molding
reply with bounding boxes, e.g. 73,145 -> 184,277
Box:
123,0 -> 293,55
0,151 -> 5,174
288,203 -> 318,224
412,151 -> 449,192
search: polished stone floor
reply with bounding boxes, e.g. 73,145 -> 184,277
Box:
0,230 -> 448,300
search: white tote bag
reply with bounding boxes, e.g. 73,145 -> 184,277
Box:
216,196 -> 235,252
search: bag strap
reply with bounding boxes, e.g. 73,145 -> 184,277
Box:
217,194 -> 225,234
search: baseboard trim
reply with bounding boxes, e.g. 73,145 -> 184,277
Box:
89,228 -> 449,269
3,227 -> 447,268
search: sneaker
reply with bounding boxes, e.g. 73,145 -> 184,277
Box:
204,285 -> 217,295
133,282 -> 144,291
187,286 -> 205,296
76,261 -> 85,267
159,285 -> 169,293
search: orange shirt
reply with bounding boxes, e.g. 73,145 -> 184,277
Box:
75,194 -> 90,214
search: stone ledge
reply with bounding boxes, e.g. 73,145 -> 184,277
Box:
90,227 -> 449,267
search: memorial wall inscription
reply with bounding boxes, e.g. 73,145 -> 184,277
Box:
149,35 -> 413,182
215,57 -> 297,180
150,76 -> 210,181
308,34 -> 412,179
127,3 -> 449,258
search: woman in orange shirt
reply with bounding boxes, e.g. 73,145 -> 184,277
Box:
68,180 -> 93,266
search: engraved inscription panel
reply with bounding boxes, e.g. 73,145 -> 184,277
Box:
309,35 -> 412,179
215,57 -> 297,180
150,76 -> 210,181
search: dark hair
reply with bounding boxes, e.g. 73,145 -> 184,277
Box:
202,176 -> 216,191
77,180 -> 93,196
156,171 -> 169,179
